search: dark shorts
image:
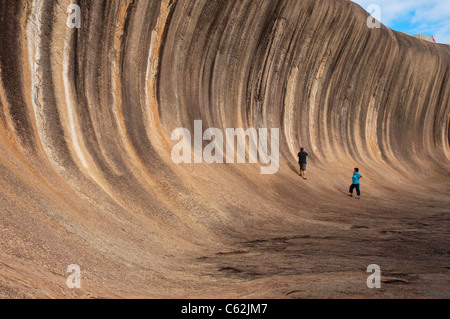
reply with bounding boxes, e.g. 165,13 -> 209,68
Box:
299,163 -> 307,171
349,184 -> 361,196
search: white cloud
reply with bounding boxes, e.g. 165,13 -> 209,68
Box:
351,0 -> 450,44
351,0 -> 420,25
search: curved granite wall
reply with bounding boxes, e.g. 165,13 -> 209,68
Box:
0,0 -> 449,298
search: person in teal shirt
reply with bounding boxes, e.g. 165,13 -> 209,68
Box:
348,168 -> 362,199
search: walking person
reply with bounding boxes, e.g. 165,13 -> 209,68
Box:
348,168 -> 362,199
298,148 -> 308,180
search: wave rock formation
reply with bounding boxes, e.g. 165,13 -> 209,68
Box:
0,0 -> 449,298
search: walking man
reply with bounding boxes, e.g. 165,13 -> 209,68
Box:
298,148 -> 308,180
348,168 -> 362,199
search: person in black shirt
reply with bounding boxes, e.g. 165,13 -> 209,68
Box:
298,148 -> 308,180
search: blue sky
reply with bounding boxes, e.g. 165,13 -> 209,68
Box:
351,0 -> 450,44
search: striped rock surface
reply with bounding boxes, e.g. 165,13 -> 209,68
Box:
0,0 -> 449,298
